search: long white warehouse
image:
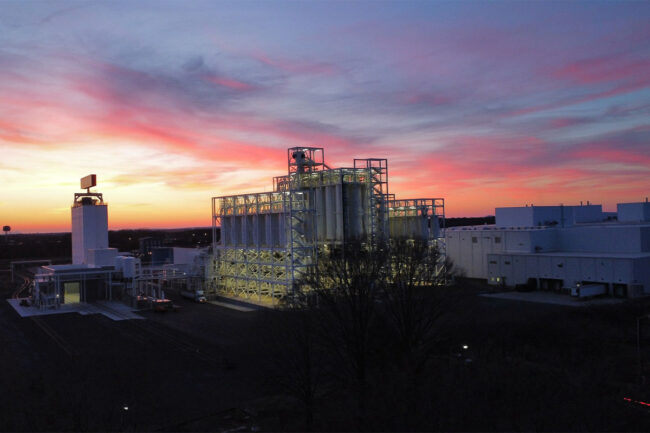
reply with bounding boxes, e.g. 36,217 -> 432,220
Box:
446,201 -> 650,297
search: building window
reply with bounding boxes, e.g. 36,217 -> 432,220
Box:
504,261 -> 511,265
472,237 -> 478,243
494,237 -> 501,243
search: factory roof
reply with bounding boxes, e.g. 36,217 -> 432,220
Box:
447,225 -> 548,231
41,264 -> 114,273
447,221 -> 650,231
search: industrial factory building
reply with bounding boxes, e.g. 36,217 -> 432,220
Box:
31,176 -> 205,311
32,176 -> 141,308
209,147 -> 445,304
446,201 -> 650,297
23,149 -> 649,312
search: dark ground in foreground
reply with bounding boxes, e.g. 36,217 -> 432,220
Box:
2,271 -> 650,431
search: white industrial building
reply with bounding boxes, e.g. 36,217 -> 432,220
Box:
31,176 -> 206,310
210,147 -> 445,304
446,201 -> 650,298
72,174 -> 109,265
33,176 -> 139,308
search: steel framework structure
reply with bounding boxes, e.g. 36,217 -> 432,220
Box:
387,198 -> 446,278
210,147 -> 445,304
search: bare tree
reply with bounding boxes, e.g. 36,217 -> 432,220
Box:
298,240 -> 388,430
267,308 -> 321,431
381,239 -> 457,426
385,239 -> 452,369
289,239 -> 457,430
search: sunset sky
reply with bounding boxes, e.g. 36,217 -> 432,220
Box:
1,1 -> 649,233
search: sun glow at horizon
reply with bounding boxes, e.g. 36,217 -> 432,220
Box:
2,2 -> 649,233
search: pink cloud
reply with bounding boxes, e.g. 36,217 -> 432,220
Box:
252,52 -> 337,76
400,92 -> 452,106
554,56 -> 650,85
508,78 -> 650,117
203,75 -> 256,91
548,117 -> 590,129
569,147 -> 650,165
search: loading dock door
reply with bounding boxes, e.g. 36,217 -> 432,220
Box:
64,282 -> 80,304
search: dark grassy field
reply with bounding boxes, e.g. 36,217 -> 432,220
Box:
2,270 -> 650,431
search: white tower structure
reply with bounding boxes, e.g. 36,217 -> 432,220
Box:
72,174 -> 108,264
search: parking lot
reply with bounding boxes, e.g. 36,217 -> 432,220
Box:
0,274 -> 283,431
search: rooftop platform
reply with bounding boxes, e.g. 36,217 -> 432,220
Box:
7,298 -> 143,321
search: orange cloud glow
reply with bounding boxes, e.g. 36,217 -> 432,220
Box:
2,3 -> 649,233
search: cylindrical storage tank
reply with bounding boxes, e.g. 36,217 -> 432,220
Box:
359,185 -> 368,236
325,185 -> 337,241
271,213 -> 284,246
352,184 -> 363,239
221,216 -> 230,246
430,215 -> 439,239
343,183 -> 363,239
232,216 -> 241,246
388,215 -> 396,238
335,183 -> 344,241
114,256 -> 124,273
123,257 -> 136,278
419,214 -> 428,238
315,187 -> 326,242
265,214 -> 273,247
246,215 -> 255,246
389,216 -> 401,238
407,212 -> 420,238
255,214 -> 266,246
